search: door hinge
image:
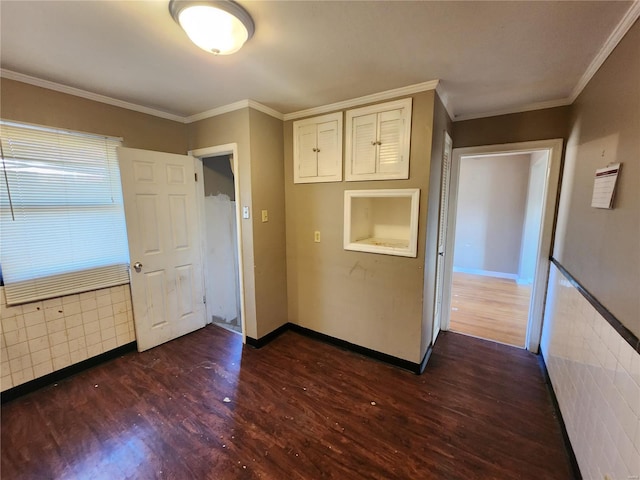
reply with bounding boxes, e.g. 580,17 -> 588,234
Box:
203,295 -> 206,304
195,172 -> 198,182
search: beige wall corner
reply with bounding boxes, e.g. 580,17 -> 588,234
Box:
248,109 -> 288,338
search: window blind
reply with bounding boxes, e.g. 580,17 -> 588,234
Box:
0,120 -> 130,305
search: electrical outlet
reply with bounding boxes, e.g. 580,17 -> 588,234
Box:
314,231 -> 321,243
261,210 -> 269,222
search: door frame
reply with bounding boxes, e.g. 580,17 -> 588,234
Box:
441,139 -> 563,352
190,143 -> 247,343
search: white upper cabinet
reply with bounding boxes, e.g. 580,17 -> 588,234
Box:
345,98 -> 412,181
293,112 -> 343,183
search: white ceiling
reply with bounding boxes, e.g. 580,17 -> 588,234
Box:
1,1 -> 638,121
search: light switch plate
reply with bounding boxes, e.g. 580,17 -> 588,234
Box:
261,210 -> 269,222
242,206 -> 250,219
314,231 -> 321,243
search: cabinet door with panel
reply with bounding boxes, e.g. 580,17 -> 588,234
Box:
345,98 -> 412,181
293,112 -> 343,184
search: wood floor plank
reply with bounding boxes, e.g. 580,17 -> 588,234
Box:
1,325 -> 573,479
450,272 -> 531,346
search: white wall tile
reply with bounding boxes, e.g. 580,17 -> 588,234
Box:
0,285 -> 135,391
24,310 -> 45,328
63,301 -> 82,317
541,263 -> 640,480
62,294 -> 80,305
31,348 -> 52,366
33,360 -> 54,378
97,294 -> 112,309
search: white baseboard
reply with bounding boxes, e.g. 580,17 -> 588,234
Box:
452,266 -> 518,280
516,277 -> 533,285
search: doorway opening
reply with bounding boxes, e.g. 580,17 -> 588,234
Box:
191,144 -> 246,342
200,154 -> 242,334
440,139 -> 563,352
449,151 -> 546,346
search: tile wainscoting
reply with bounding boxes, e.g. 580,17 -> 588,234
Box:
0,284 -> 136,392
541,262 -> 640,480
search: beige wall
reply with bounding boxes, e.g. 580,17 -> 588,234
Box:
453,154 -> 531,274
285,91 -> 436,364
248,109 -> 288,337
421,93 -> 453,356
1,79 -> 187,154
453,106 -> 570,149
554,20 -> 640,337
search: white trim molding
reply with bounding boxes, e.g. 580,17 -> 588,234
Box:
0,69 -> 186,123
185,99 -> 284,123
283,80 -> 440,121
569,0 -> 640,104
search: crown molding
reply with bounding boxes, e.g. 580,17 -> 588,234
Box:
184,99 -> 284,123
569,0 -> 640,104
0,69 -> 186,123
454,97 -> 572,122
247,100 -> 284,121
185,99 -> 251,123
283,80 -> 440,121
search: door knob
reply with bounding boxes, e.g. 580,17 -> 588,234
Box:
133,262 -> 143,272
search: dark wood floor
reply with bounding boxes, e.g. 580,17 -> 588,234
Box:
1,325 -> 573,479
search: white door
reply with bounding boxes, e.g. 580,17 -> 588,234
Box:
433,132 -> 453,343
296,123 -> 318,179
118,147 -> 206,351
316,120 -> 340,177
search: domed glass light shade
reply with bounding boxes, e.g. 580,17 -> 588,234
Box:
169,0 -> 255,55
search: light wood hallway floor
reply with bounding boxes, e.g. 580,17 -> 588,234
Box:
449,272 -> 531,347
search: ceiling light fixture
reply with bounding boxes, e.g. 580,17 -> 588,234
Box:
169,0 -> 254,55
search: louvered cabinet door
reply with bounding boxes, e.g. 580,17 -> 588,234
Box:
345,98 -> 412,181
351,113 -> 377,176
377,108 -> 404,175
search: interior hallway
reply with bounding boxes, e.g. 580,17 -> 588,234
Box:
1,324 -> 573,479
449,272 -> 531,347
